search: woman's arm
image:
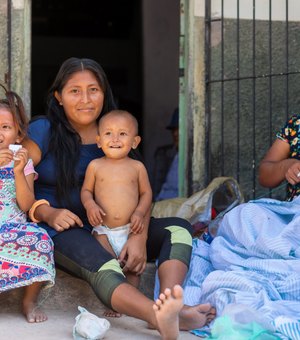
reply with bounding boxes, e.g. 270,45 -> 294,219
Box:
259,139 -> 300,187
22,137 -> 42,167
33,204 -> 83,231
23,137 -> 83,231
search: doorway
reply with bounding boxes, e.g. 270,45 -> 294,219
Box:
31,0 -> 143,123
31,0 -> 181,185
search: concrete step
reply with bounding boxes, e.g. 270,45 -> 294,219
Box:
0,263 -> 196,340
1,263 -> 156,312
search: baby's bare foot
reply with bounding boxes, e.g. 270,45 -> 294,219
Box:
103,309 -> 122,318
23,302 -> 48,323
179,303 -> 216,330
153,285 -> 183,340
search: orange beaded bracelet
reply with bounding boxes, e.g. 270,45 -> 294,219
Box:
28,199 -> 50,223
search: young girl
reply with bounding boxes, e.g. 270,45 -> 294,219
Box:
0,85 -> 55,322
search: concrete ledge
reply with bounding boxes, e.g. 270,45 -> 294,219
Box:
1,262 -> 156,312
0,262 -> 196,340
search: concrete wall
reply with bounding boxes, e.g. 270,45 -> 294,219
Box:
0,0 -> 31,116
0,2 -> 8,87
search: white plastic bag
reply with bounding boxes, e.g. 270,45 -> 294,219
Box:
73,306 -> 110,340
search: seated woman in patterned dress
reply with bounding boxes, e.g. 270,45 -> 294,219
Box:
0,85 -> 55,323
260,114 -> 300,200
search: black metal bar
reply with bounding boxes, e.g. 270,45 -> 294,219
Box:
252,0 -> 256,198
221,0 -> 224,175
7,0 -> 12,88
236,0 -> 240,183
268,0 -> 272,147
285,0 -> 289,120
267,0 -> 273,198
205,0 -> 212,186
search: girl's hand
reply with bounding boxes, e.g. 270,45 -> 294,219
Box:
0,148 -> 13,167
13,147 -> 29,173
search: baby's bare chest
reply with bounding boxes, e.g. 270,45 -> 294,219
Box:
96,165 -> 139,185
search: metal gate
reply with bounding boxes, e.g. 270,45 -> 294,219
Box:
204,0 -> 300,201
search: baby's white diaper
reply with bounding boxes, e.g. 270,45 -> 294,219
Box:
92,223 -> 130,257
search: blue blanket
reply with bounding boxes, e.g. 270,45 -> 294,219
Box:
158,197 -> 300,339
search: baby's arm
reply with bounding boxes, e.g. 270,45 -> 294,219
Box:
81,162 -> 106,226
130,163 -> 153,234
14,147 -> 35,212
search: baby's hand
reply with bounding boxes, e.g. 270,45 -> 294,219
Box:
130,211 -> 144,234
86,202 -> 106,226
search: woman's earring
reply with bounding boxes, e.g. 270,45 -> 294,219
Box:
59,102 -> 63,106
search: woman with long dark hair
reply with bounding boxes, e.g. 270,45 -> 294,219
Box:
24,57 -> 215,339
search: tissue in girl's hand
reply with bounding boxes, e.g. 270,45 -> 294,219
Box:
9,144 -> 22,160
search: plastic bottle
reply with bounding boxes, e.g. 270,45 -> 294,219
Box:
202,215 -> 223,244
208,215 -> 223,237
202,231 -> 214,244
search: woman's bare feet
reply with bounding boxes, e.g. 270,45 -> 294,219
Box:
103,309 -> 122,318
23,301 -> 48,323
153,285 -> 184,340
179,303 -> 216,330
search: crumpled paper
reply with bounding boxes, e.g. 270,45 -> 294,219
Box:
73,306 -> 110,340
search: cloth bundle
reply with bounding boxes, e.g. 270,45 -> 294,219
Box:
73,306 -> 110,340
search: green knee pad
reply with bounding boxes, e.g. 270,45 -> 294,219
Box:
165,226 -> 193,267
82,259 -> 126,309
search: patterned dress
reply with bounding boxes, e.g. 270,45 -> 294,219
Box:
0,160 -> 55,292
277,114 -> 300,201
